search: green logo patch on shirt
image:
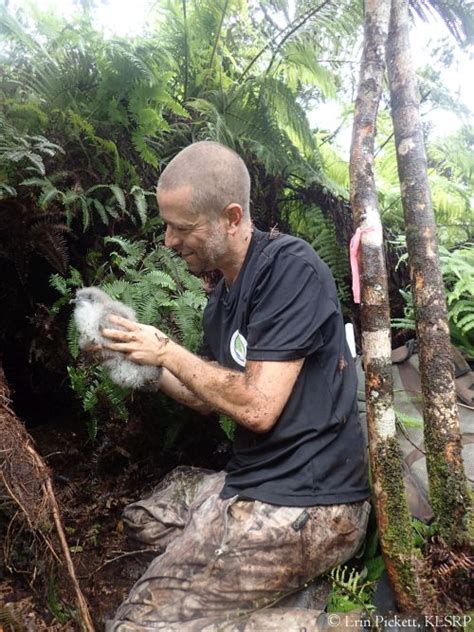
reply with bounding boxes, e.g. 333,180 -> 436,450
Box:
230,330 -> 247,367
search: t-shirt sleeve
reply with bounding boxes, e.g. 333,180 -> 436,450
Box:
246,249 -> 338,361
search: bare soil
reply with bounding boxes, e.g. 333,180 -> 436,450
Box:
0,417 -> 175,631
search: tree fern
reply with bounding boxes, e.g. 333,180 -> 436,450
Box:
280,39 -> 337,98
410,0 -> 474,45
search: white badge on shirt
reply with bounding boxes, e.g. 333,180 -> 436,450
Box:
230,330 -> 247,367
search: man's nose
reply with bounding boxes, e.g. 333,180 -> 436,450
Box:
164,225 -> 181,249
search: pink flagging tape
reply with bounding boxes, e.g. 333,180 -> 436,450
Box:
349,224 -> 383,304
350,227 -> 363,304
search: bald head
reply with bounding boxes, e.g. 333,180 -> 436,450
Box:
157,141 -> 251,220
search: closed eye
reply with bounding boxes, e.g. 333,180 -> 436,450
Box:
165,222 -> 194,234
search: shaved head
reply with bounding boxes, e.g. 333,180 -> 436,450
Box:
157,141 -> 251,220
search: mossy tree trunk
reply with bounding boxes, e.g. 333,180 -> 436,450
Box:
386,0 -> 472,545
349,0 -> 426,611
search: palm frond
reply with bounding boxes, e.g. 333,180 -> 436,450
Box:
410,0 -> 474,45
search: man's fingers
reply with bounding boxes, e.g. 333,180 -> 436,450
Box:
102,327 -> 134,340
103,341 -> 131,353
108,315 -> 137,330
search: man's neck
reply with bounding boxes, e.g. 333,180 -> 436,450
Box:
220,223 -> 253,287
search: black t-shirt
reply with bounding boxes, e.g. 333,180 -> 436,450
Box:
201,229 -> 370,506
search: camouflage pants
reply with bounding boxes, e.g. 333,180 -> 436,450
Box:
107,467 -> 370,631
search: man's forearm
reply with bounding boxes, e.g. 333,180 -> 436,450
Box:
100,315 -> 297,432
162,341 -> 269,432
158,367 -> 213,415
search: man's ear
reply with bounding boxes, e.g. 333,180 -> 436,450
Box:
223,203 -> 244,234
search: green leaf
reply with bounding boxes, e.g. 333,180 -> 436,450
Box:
396,411 -> 423,429
109,184 -> 126,213
131,185 -> 148,226
364,556 -> 386,582
0,183 -> 17,198
92,198 -> 109,225
219,415 -> 236,440
49,273 -> 68,296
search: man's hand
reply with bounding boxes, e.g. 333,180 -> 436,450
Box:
102,315 -> 170,366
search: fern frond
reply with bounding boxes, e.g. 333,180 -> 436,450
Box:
100,279 -> 131,300
455,311 -> 474,333
66,318 -> 80,359
219,415 -> 236,441
49,273 -> 69,297
291,205 -> 350,305
327,565 -> 375,615
105,236 -> 147,272
143,270 -> 177,291
281,40 -> 337,98
130,185 -> 148,226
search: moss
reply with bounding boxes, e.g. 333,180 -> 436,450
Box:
424,427 -> 472,545
372,437 -> 424,608
375,440 -> 413,551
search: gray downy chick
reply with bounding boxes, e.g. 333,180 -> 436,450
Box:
73,287 -> 162,390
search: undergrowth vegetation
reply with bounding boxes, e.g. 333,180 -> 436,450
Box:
392,242 -> 474,357
50,236 -> 207,437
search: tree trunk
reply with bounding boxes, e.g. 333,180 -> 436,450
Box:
386,0 -> 472,545
349,0 -> 426,612
350,0 -> 428,612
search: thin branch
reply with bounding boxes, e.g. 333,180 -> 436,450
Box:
375,131 -> 395,156
237,1 -> 333,85
265,0 -> 333,77
320,119 -> 347,145
91,548 -> 154,576
182,0 -> 189,102
26,445 -> 96,632
209,0 -> 230,72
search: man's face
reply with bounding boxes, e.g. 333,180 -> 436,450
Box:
157,186 -> 228,274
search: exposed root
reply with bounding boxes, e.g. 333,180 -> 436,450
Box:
0,364 -> 95,631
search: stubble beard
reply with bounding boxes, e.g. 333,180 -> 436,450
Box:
204,222 -> 228,269
185,221 -> 228,275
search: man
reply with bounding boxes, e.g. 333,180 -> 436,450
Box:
102,141 -> 370,630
